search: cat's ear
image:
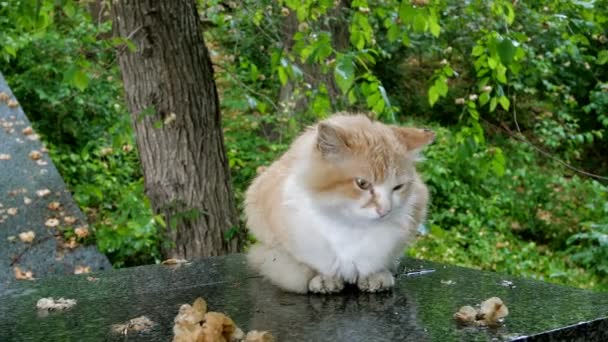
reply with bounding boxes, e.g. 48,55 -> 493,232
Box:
392,126 -> 436,152
317,122 -> 349,157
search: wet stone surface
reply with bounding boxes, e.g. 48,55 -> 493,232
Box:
0,254 -> 607,341
0,73 -> 111,291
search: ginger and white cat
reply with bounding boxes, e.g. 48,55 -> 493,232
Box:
245,113 -> 434,294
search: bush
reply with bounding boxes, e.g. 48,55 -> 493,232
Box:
2,0 -> 606,290
1,0 -> 160,267
410,126 -> 608,290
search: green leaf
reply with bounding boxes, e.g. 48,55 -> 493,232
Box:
490,147 -> 506,176
478,77 -> 490,88
428,11 -> 441,37
398,2 -> 416,24
597,50 -> 608,65
496,64 -> 507,84
312,91 -> 331,116
65,67 -> 90,91
468,107 -> 479,120
74,70 -> 89,91
503,3 -> 515,25
443,66 -> 454,77
498,96 -> 510,111
401,32 -> 411,46
489,97 -> 498,112
387,24 -> 400,43
3,45 -> 17,57
296,6 -> 308,22
252,9 -> 263,26
348,89 -> 357,105
472,45 -> 485,57
311,33 -> 333,62
497,38 -> 516,65
428,86 -> 439,107
350,30 -> 365,50
479,92 -> 490,106
430,225 -> 446,238
278,66 -> 288,86
63,1 -> 76,18
334,54 -> 355,94
413,13 -> 427,32
487,57 -> 498,70
428,75 -> 449,107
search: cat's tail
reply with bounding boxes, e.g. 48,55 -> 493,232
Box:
247,243 -> 314,294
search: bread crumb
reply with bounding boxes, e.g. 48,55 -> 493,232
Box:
14,267 -> 34,280
478,297 -> 509,326
454,297 -> 508,327
36,189 -> 51,197
62,237 -> 79,249
172,297 -> 273,342
201,312 -> 237,342
29,150 -> 42,160
36,297 -> 76,311
112,316 -> 155,335
7,99 -> 19,108
64,216 -> 77,225
245,330 -> 275,342
27,133 -> 40,141
161,258 -> 188,265
453,305 -> 477,325
19,231 -> 35,243
45,218 -> 60,227
74,265 -> 91,274
74,226 -> 89,238
48,201 -> 61,210
22,126 -> 33,135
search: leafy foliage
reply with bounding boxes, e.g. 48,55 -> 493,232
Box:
203,0 -> 608,290
1,0 -> 160,267
2,0 -> 607,290
411,126 -> 608,290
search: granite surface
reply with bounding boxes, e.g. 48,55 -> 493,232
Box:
0,254 -> 606,341
0,72 -> 111,291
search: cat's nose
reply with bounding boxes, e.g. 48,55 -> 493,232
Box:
376,207 -> 391,217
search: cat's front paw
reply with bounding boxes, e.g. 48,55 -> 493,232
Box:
357,271 -> 395,293
308,274 -> 345,294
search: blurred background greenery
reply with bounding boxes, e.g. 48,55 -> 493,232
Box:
1,0 -> 606,290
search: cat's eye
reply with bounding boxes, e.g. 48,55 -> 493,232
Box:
355,178 -> 371,190
393,182 -> 411,191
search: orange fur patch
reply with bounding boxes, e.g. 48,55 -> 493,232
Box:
305,114 -> 421,198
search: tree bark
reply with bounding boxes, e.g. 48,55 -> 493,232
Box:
111,0 -> 239,259
84,0 -> 110,25
279,0 -> 352,113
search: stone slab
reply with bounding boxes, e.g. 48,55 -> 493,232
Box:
0,72 -> 111,291
0,254 -> 606,341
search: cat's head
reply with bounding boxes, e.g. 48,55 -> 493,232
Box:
304,114 -> 434,222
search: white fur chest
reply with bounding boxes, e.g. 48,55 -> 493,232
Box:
282,176 -> 408,282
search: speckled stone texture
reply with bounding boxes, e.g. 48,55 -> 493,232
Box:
0,73 -> 111,291
0,255 -> 606,341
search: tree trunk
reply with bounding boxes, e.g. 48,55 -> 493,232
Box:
111,0 -> 239,259
85,0 -> 110,25
279,0 -> 352,113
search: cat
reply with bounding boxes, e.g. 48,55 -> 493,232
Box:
245,113 -> 434,294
